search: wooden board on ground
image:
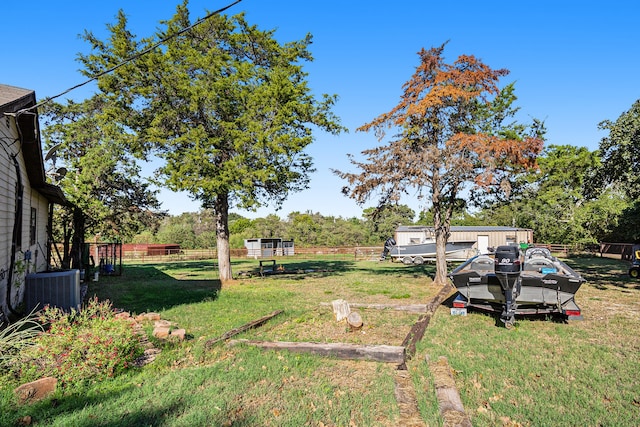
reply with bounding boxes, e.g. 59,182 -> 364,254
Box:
228,339 -> 406,363
402,284 -> 454,361
205,310 -> 284,349
428,355 -> 472,427
321,302 -> 427,313
394,369 -> 427,426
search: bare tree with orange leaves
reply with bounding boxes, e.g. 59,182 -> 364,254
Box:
334,44 -> 545,285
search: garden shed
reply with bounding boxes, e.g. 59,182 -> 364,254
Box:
0,84 -> 67,321
394,225 -> 533,254
244,238 -> 294,258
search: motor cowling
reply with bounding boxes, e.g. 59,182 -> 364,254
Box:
380,237 -> 397,260
494,245 -> 521,290
494,245 -> 521,327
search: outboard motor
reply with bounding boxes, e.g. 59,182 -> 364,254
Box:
494,245 -> 521,327
380,237 -> 396,260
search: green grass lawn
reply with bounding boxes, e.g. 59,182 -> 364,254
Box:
2,255 -> 639,426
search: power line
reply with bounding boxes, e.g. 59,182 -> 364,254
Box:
19,0 -> 243,114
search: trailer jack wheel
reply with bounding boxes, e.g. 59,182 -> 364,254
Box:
504,319 -> 515,330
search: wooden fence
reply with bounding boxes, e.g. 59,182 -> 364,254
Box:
120,243 -> 635,263
122,246 -> 384,263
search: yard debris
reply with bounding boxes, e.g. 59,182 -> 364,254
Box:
116,311 -> 188,366
205,310 -> 284,349
137,312 -> 161,321
133,348 -> 162,368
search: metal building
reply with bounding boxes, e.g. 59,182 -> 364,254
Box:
394,225 -> 533,254
244,238 -> 295,258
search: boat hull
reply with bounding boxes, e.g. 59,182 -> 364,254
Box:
389,241 -> 476,263
450,249 -> 585,316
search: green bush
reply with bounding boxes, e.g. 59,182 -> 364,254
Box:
10,298 -> 144,388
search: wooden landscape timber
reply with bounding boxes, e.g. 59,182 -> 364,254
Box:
228,340 -> 406,363
205,310 -> 284,349
320,301 -> 427,313
428,355 -> 472,427
401,283 -> 454,362
394,369 -> 427,426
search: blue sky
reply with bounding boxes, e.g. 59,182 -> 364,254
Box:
3,1 -> 638,219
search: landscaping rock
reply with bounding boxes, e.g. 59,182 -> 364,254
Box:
17,415 -> 32,426
154,319 -> 172,328
14,377 -> 57,404
153,326 -> 171,338
170,328 -> 186,340
136,312 -> 161,322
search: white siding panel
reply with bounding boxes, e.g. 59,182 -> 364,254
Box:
0,108 -> 52,319
0,115 -> 18,317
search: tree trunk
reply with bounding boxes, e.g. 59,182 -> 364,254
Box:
432,192 -> 451,285
214,193 -> 233,283
434,228 -> 449,285
69,207 -> 85,271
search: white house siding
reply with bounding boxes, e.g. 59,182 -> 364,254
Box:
0,90 -> 52,319
0,108 -> 18,317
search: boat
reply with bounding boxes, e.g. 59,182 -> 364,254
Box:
381,237 -> 477,264
449,245 -> 585,326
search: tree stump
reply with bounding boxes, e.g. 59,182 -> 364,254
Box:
331,299 -> 351,321
347,311 -> 363,331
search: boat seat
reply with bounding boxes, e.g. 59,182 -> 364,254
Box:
523,258 -> 555,272
470,257 -> 494,271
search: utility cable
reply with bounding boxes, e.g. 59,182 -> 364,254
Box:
16,0 -> 243,114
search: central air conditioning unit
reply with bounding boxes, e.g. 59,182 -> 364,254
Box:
25,270 -> 81,312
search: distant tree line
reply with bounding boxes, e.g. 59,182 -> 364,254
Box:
127,138 -> 640,249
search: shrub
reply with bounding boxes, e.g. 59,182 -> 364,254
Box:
10,298 -> 144,388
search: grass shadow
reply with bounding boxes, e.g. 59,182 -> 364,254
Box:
4,378 -> 219,427
87,263 -> 221,314
238,258 -> 438,280
565,256 -> 640,291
